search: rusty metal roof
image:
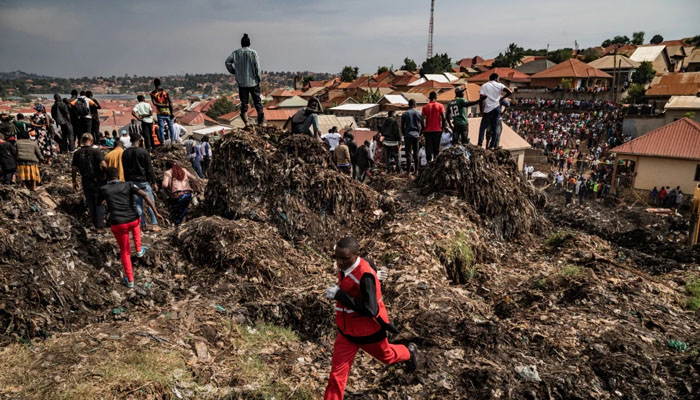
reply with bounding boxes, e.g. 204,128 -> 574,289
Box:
611,118 -> 700,160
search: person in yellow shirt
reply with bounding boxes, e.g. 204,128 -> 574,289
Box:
104,140 -> 125,181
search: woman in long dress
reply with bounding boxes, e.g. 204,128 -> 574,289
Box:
30,104 -> 55,164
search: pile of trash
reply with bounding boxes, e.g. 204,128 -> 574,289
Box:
416,145 -> 547,239
205,131 -> 388,248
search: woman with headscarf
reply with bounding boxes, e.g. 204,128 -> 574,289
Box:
162,160 -> 199,225
30,104 -> 54,164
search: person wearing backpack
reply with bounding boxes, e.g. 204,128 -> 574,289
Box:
150,78 -> 174,144
72,133 -> 107,231
70,91 -> 95,138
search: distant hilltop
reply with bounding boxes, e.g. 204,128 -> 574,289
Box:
0,70 -> 49,81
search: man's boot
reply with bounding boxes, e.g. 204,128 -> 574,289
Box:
257,112 -> 266,127
241,113 -> 250,128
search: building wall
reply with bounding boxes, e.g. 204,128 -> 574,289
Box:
632,156 -> 699,193
622,115 -> 666,138
665,109 -> 700,125
511,149 -> 525,171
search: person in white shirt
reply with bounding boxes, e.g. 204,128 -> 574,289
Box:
119,131 -> 131,149
322,126 -> 342,151
478,73 -> 512,149
418,146 -> 427,168
170,119 -> 186,143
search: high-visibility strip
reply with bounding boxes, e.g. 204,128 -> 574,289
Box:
347,273 -> 360,285
335,307 -> 355,314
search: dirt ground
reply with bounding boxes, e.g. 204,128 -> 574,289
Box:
1,130 -> 699,399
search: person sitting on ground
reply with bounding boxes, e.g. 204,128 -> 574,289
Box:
104,139 -> 125,181
72,133 -> 107,231
286,97 -> 323,138
334,139 -> 351,175
162,160 -> 199,225
13,135 -> 43,190
0,136 -> 17,184
99,167 -> 164,288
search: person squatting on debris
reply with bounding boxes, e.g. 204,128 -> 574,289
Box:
287,97 -> 323,138
99,167 -> 163,288
478,73 -> 512,149
225,33 -> 265,127
324,237 -> 419,400
162,160 -> 199,225
72,134 -> 107,231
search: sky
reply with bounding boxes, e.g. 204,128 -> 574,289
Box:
0,0 -> 698,78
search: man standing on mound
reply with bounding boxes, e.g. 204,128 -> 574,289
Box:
324,237 -> 419,399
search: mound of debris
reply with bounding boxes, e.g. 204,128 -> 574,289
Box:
205,130 -> 389,248
416,145 -> 547,238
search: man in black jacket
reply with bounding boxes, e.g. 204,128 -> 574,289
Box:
51,93 -> 74,152
380,111 -> 401,172
0,136 -> 16,184
72,133 -> 107,231
122,136 -> 160,232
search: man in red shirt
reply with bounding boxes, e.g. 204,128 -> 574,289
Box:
421,91 -> 448,162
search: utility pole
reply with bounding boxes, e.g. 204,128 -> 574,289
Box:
427,0 -> 435,59
546,44 -> 550,60
612,46 -> 618,104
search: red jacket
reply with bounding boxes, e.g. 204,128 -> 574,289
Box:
335,258 -> 391,342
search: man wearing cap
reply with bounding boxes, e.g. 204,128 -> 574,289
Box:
225,33 -> 265,128
478,73 -> 512,149
447,86 -> 479,146
324,237 -> 419,400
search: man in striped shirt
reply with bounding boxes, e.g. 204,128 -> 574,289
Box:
225,33 -> 265,127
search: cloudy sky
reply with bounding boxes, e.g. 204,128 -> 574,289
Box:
0,0 -> 698,78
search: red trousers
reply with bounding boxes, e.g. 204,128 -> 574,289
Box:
324,333 -> 410,400
110,218 -> 142,282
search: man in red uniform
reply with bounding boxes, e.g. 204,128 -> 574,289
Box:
324,237 -> 418,400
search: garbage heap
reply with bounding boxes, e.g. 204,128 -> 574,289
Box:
204,130 -> 388,249
416,145 -> 547,239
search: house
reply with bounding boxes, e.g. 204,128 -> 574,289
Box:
468,68 -> 531,88
630,45 -> 672,74
328,103 -> 380,123
379,94 -> 409,110
667,46 -> 691,72
601,44 -> 638,57
529,59 -> 612,89
400,93 -> 429,106
610,118 -> 700,193
516,58 -> 556,76
664,96 -> 700,124
251,109 -> 298,129
391,74 -> 420,91
587,55 -> 640,86
317,115 -> 357,134
686,49 -> 700,72
269,89 -> 303,105
179,111 -> 216,126
276,95 -> 308,109
645,72 -> 700,108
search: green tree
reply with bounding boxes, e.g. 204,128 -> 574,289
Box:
560,78 -> 573,91
623,83 -> 646,104
684,111 -> 696,119
361,88 -> 383,103
492,43 -> 525,68
377,66 -> 389,74
582,47 -> 601,63
401,57 -> 417,71
206,96 -> 237,119
548,48 -> 574,64
302,75 -> 315,87
632,31 -> 645,45
650,34 -> 664,44
421,53 -> 452,74
601,35 -> 631,47
631,61 -> 655,84
341,66 -> 359,82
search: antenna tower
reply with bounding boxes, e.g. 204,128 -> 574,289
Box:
427,0 -> 435,58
